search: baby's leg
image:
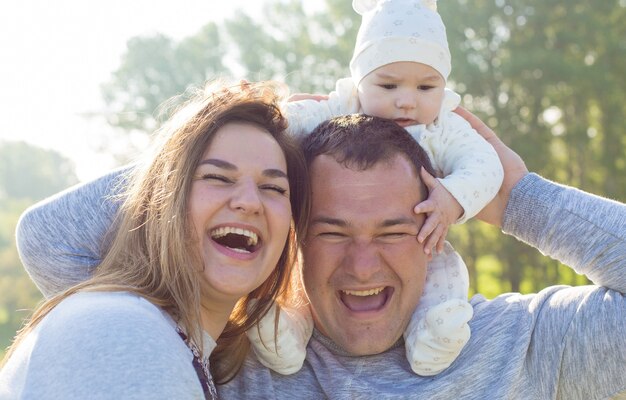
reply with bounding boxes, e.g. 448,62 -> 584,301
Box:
246,301 -> 313,375
403,242 -> 473,375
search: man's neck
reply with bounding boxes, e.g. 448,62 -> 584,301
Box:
311,328 -> 404,357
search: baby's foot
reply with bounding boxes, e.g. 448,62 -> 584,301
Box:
404,299 -> 473,375
246,301 -> 313,375
403,242 -> 473,375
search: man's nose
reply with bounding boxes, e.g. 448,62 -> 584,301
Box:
342,239 -> 382,281
229,179 -> 263,215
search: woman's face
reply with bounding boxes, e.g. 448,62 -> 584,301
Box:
188,122 -> 292,305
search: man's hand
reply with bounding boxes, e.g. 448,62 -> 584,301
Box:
414,167 -> 463,255
454,107 -> 528,227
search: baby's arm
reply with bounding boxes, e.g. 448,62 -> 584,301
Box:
15,167 -> 130,298
413,168 -> 463,254
284,78 -> 358,137
412,110 -> 504,253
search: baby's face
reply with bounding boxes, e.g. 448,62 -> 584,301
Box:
357,62 -> 445,127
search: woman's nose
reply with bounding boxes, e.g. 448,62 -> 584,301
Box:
229,180 -> 263,214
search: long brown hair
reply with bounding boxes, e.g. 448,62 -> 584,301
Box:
3,80 -> 310,384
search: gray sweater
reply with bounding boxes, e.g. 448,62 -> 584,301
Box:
10,172 -> 626,399
0,291 -> 215,399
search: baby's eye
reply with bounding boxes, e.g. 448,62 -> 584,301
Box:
381,84 -> 397,90
418,85 -> 435,91
260,184 -> 288,195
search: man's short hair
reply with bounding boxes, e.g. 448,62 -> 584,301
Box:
300,114 -> 436,197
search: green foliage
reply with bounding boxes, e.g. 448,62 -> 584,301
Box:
101,22 -> 228,132
0,141 -> 78,202
0,142 -> 76,360
96,0 -> 624,300
225,0 -> 357,92
439,0 -> 626,195
100,0 -> 358,136
0,198 -> 43,357
438,0 -> 624,298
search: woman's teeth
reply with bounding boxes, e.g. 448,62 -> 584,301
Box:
211,226 -> 258,247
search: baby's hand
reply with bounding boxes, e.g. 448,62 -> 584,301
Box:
413,167 -> 463,255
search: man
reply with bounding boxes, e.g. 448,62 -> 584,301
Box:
217,113 -> 626,399
299,114 -> 437,357
14,112 -> 626,399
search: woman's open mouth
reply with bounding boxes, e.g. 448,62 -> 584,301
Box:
210,226 -> 261,254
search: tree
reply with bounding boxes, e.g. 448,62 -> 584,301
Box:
225,0 -> 357,93
101,22 -> 228,133
0,141 -> 78,201
0,141 -> 79,357
440,0 -> 626,293
97,0 -> 625,296
0,198 -> 43,358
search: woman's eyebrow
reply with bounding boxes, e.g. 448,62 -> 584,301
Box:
263,169 -> 288,179
199,158 -> 236,170
198,158 -> 287,179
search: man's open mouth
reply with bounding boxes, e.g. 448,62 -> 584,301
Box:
339,286 -> 392,312
210,226 -> 260,254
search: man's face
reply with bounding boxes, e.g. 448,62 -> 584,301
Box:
302,154 -> 429,355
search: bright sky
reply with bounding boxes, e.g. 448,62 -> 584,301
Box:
0,0 -> 266,181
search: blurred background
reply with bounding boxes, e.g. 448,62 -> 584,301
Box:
1,0 -> 625,357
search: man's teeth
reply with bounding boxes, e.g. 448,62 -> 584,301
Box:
210,226 -> 258,247
342,287 -> 385,296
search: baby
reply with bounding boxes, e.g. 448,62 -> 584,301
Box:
247,0 -> 503,376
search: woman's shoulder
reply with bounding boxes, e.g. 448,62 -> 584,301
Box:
4,291 -> 203,398
39,291 -> 183,355
48,291 -> 169,329
55,290 -> 163,315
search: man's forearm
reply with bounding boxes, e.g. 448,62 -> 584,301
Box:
16,167 -> 130,297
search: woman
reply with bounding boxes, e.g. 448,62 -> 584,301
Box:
0,80 -> 309,399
